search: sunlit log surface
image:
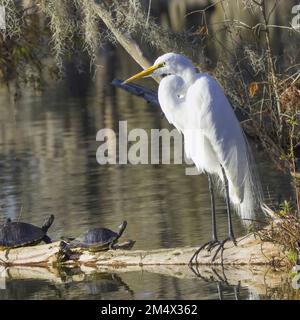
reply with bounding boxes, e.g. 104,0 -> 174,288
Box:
67,233 -> 288,267
0,230 -> 294,297
0,231 -> 288,267
0,242 -> 61,267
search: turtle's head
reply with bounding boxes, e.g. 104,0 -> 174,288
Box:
5,218 -> 11,225
118,221 -> 127,238
42,214 -> 55,232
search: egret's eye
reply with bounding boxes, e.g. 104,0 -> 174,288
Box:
161,73 -> 171,78
158,62 -> 166,68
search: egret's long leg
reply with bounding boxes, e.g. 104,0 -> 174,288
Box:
221,166 -> 236,242
189,174 -> 220,265
208,174 -> 217,243
210,166 -> 237,264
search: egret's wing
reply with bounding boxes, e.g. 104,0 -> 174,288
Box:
186,74 -> 249,203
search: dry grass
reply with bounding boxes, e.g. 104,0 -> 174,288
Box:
260,216 -> 300,262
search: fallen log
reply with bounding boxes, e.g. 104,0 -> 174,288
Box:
0,242 -> 61,267
0,231 -> 289,267
0,230 -> 296,298
111,79 -> 159,107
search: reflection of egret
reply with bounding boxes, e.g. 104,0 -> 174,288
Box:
124,53 -> 263,263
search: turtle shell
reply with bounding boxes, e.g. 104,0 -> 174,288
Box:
73,228 -> 119,251
0,222 -> 46,248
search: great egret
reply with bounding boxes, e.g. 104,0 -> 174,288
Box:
124,53 -> 262,264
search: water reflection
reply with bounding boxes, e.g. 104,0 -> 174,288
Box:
0,266 -> 251,300
1,265 -> 298,300
0,48 -> 294,299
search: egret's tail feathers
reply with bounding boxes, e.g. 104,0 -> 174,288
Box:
229,183 -> 243,205
233,174 -> 259,223
234,140 -> 264,224
216,169 -> 262,225
225,139 -> 264,225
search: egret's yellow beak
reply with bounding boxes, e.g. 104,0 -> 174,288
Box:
123,63 -> 164,84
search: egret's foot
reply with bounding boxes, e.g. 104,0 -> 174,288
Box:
211,236 -> 237,265
207,240 -> 222,252
189,239 -> 220,266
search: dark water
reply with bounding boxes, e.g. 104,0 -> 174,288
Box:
0,49 -> 295,300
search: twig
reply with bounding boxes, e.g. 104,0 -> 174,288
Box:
146,0 -> 152,27
260,0 -> 282,142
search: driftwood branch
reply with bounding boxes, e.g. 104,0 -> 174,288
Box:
0,230 -> 288,268
0,228 -> 292,297
111,79 -> 159,106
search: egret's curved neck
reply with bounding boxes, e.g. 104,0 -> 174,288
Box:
158,75 -> 186,132
180,66 -> 196,88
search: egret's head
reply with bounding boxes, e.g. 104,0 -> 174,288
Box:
123,53 -> 196,84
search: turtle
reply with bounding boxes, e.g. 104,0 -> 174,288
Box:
61,220 -> 135,253
0,215 -> 55,249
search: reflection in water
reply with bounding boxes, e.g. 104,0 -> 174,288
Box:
0,266 -> 252,300
1,265 -> 298,300
0,48 -> 294,299
0,268 -> 134,300
59,272 -> 135,300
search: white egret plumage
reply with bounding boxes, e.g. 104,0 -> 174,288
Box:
124,53 -> 263,263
